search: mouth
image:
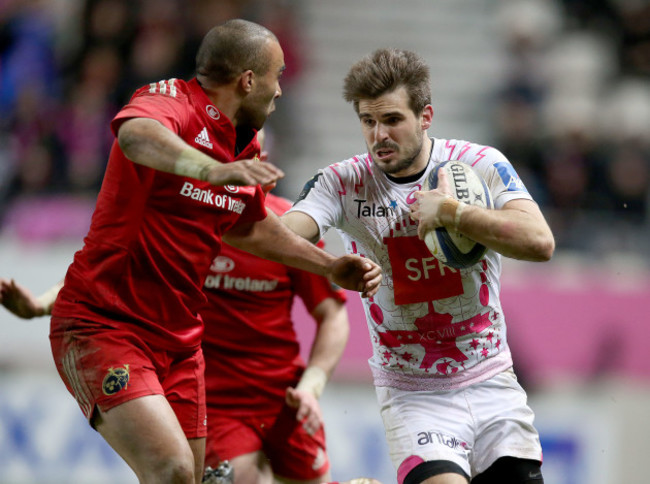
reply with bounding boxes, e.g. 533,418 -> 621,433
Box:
374,148 -> 395,161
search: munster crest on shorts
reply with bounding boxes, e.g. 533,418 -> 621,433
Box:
102,364 -> 130,395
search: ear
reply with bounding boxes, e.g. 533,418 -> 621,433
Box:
421,104 -> 434,130
239,70 -> 255,94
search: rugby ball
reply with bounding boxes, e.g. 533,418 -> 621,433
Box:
422,160 -> 493,269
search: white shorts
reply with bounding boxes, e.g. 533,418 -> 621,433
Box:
376,368 -> 542,482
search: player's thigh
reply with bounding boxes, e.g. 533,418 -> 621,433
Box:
376,386 -> 473,482
50,319 -> 166,421
469,370 -> 542,476
164,346 -> 207,440
418,475 -> 468,484
402,460 -> 470,484
95,394 -> 196,480
230,451 -> 274,484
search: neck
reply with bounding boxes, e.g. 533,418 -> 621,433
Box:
198,77 -> 241,126
416,136 -> 433,170
392,135 -> 433,178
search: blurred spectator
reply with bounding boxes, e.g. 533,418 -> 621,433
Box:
617,2 -> 650,76
0,0 -> 307,242
605,139 -> 650,223
561,0 -> 650,76
495,87 -> 548,204
0,0 -> 59,118
494,0 -> 650,258
125,0 -> 186,89
1,0 -> 649,257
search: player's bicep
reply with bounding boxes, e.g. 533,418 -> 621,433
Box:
290,170 -> 344,239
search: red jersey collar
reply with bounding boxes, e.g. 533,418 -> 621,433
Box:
187,78 -> 260,160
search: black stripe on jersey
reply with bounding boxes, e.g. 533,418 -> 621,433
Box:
294,173 -> 323,204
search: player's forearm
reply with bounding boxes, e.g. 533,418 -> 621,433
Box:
225,213 -> 335,278
117,118 -> 221,180
306,299 -> 349,380
448,201 -> 555,261
36,280 -> 65,315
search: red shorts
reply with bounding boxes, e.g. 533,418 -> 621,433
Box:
205,405 -> 330,480
50,317 -> 207,439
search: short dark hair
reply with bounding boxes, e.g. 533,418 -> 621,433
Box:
196,19 -> 278,84
343,48 -> 431,115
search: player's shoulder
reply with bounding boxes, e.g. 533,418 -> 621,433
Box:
293,153 -> 372,205
264,193 -> 292,215
436,138 -> 531,198
130,78 -> 190,103
322,153 -> 374,180
434,137 -> 509,172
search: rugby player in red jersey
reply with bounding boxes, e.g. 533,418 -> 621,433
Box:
4,19 -> 381,484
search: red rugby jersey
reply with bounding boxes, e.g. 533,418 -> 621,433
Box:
52,78 -> 267,351
202,194 -> 346,416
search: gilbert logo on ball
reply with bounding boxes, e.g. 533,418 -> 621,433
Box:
422,160 -> 493,268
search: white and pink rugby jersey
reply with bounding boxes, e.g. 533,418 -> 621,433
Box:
288,138 -> 534,391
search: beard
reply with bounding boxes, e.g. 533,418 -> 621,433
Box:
237,92 -> 274,131
373,131 -> 424,175
236,104 -> 267,131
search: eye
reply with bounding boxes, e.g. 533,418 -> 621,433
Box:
361,118 -> 375,128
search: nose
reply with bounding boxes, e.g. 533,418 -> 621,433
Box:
374,122 -> 389,142
275,84 -> 282,98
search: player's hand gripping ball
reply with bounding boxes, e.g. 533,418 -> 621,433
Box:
422,160 -> 493,269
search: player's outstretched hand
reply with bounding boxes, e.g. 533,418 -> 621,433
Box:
327,255 -> 381,298
285,386 -> 324,436
206,158 -> 284,187
0,278 -> 45,319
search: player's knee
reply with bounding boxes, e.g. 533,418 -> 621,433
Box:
141,454 -> 196,484
471,457 -> 543,484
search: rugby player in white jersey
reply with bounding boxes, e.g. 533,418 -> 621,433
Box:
282,48 -> 554,484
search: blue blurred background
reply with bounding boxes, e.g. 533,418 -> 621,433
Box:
1,0 -> 649,483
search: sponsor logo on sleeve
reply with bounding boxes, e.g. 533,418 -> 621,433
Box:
494,162 -> 528,192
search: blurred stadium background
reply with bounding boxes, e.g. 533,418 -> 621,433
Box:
1,0 -> 650,483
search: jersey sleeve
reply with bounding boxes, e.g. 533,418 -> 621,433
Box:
232,185 -> 268,227
288,168 -> 346,237
459,144 -> 534,209
111,81 -> 190,136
